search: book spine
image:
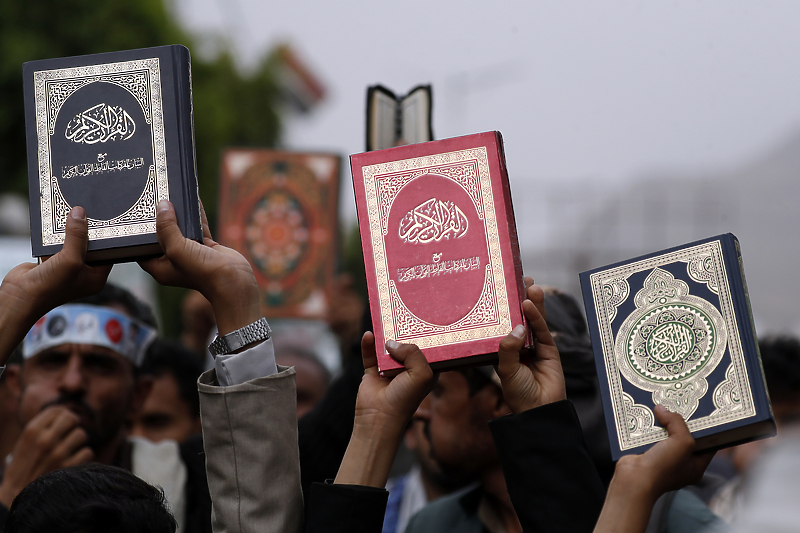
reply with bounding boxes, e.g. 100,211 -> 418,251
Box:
173,45 -> 202,242
728,234 -> 774,418
494,132 -> 530,345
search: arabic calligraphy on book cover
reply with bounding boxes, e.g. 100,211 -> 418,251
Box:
219,149 -> 340,318
360,145 -> 512,351
586,240 -> 756,451
32,58 -> 169,245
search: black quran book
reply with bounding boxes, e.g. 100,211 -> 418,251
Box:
580,234 -> 776,459
23,45 -> 202,263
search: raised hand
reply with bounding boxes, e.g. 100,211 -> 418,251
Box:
0,406 -> 94,507
494,277 -> 566,414
615,405 -> 715,499
335,334 -> 437,488
0,207 -> 111,365
594,405 -> 715,533
138,200 -> 261,335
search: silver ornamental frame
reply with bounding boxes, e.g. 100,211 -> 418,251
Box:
33,58 -> 169,245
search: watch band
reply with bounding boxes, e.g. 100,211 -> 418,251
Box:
208,317 -> 272,357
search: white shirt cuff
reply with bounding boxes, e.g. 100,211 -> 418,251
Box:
214,337 -> 278,386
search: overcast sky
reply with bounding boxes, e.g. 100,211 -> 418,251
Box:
174,0 -> 800,221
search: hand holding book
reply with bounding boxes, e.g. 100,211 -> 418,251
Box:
138,200 -> 261,336
495,278 -> 567,414
334,334 -> 437,488
0,206 -> 111,366
594,406 -> 715,533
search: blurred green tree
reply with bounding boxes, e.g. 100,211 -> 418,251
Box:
0,0 -> 281,218
0,0 -> 282,337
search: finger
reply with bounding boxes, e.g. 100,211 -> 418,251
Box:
654,404 -> 691,437
60,207 -> 89,265
496,324 -> 527,380
361,331 -> 378,375
386,341 -> 433,383
155,200 -> 188,258
49,427 -> 88,465
526,283 -> 547,322
24,405 -> 68,434
199,200 -> 214,242
524,276 -> 534,288
523,299 -> 556,349
42,409 -> 81,441
61,446 -> 94,468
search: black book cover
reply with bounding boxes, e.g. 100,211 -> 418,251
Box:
580,234 -> 775,459
23,44 -> 202,262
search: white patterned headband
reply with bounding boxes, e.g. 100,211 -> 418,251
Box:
23,304 -> 157,366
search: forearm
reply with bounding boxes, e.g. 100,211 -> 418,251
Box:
593,475 -> 656,533
0,286 -> 39,366
334,421 -> 402,488
199,368 -> 303,533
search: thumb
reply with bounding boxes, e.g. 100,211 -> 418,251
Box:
496,324 -> 526,380
155,200 -> 185,256
386,341 -> 433,383
61,207 -> 89,263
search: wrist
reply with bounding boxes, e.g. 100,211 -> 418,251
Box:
204,275 -> 262,335
0,479 -> 19,509
335,428 -> 400,488
609,464 -> 660,508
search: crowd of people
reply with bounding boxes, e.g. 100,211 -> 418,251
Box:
0,200 -> 798,533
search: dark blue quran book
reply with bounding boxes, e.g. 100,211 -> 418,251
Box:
580,234 -> 775,459
23,45 -> 202,263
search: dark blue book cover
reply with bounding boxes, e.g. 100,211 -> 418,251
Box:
580,234 -> 775,459
23,45 -> 202,262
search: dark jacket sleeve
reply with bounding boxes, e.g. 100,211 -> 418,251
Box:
0,501 -> 8,531
179,435 -> 212,533
489,400 -> 606,533
303,482 -> 388,533
298,352 -> 363,497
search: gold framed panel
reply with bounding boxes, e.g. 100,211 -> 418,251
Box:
33,58 -> 169,245
361,147 -> 512,349
588,240 -> 755,451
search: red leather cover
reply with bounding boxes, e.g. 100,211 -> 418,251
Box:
351,131 -> 527,374
219,149 -> 340,318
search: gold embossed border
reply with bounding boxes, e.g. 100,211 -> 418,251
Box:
361,147 -> 512,349
588,240 -> 755,451
33,58 -> 169,245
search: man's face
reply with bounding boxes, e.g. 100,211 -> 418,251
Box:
16,343 -> 137,452
131,372 -> 200,443
414,371 -> 499,483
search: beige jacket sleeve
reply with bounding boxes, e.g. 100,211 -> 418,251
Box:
198,365 -> 303,533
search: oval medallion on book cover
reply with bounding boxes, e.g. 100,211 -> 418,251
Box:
386,173 -> 489,326
52,81 -> 153,221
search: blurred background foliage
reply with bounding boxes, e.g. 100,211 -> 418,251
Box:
0,0 -> 367,338
0,0 -> 285,337
0,0 -> 282,220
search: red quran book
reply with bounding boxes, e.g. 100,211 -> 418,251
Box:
351,131 -> 529,374
218,149 -> 340,318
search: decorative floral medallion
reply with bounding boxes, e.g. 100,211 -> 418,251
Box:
615,268 -> 727,418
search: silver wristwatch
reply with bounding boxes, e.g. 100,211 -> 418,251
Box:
208,317 -> 272,357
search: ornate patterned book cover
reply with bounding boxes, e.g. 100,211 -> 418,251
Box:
580,234 -> 775,459
218,149 -> 340,319
23,45 -> 202,262
351,131 -> 528,375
